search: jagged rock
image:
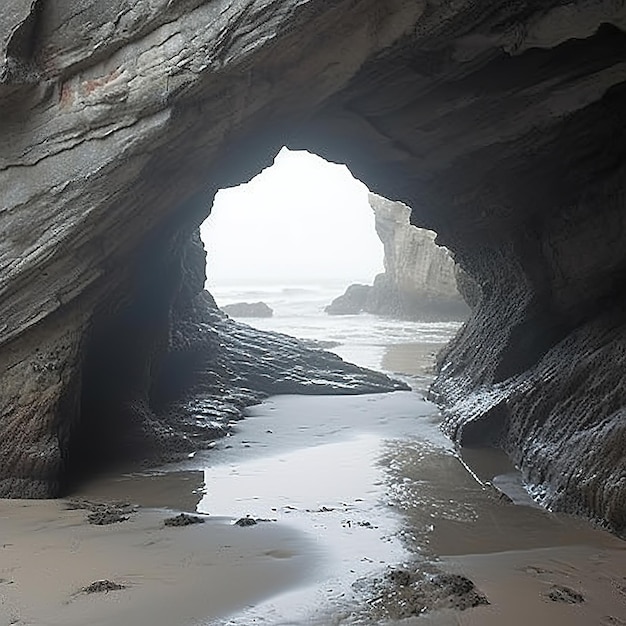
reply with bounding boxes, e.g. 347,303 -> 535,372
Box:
221,302 -> 273,318
0,1 -> 625,534
327,195 -> 471,320
366,194 -> 470,320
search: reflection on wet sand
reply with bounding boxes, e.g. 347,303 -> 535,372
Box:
381,342 -> 447,393
77,469 -> 205,512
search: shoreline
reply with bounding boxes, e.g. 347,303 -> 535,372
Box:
74,390 -> 625,625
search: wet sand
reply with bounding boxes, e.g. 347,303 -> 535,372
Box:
0,500 -> 319,626
1,337 -> 625,625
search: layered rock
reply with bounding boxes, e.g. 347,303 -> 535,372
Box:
1,1 -> 625,533
326,194 -> 471,320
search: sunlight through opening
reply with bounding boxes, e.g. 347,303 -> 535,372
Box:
201,147 -> 383,296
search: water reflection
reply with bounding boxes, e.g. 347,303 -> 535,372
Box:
75,389 -> 624,626
198,433 -> 409,625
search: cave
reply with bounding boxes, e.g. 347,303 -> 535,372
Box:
1,1 -> 625,535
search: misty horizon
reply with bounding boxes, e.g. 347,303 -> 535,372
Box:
201,148 -> 384,288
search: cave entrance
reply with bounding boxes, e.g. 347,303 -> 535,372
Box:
201,146 -> 388,366
201,147 -> 468,375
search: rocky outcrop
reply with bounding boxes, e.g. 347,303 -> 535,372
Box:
325,284 -> 372,316
326,194 -> 471,320
221,302 -> 273,318
369,193 -> 470,318
69,234 -> 407,486
1,1 -> 625,532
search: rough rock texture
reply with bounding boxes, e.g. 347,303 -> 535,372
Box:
1,1 -> 626,532
69,236 -> 407,484
326,194 -> 471,320
221,301 -> 273,318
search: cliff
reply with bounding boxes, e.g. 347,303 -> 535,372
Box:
326,194 -> 471,319
1,1 -> 625,533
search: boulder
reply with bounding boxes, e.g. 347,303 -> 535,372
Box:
221,302 -> 273,318
325,284 -> 372,315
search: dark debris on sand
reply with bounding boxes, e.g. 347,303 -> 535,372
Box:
163,512 -> 206,526
546,584 -> 585,604
353,566 -> 489,621
82,580 -> 126,594
234,516 -> 274,527
65,499 -> 137,525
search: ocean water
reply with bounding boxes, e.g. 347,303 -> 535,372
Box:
208,281 -> 462,377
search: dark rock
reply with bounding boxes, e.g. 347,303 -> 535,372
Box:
234,516 -> 273,526
65,500 -> 136,525
454,266 -> 482,309
221,302 -> 273,318
325,284 -> 372,315
234,517 -> 258,527
546,585 -> 585,604
81,580 -> 126,594
353,566 -> 488,621
163,512 -> 206,527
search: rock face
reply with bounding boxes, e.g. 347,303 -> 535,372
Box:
65,234 -> 408,485
326,194 -> 471,320
1,1 -> 626,533
221,302 -> 273,318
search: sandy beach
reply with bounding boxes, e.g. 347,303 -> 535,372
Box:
0,500 -> 320,626
1,336 -> 624,626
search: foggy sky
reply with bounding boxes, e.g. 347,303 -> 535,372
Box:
201,148 -> 384,286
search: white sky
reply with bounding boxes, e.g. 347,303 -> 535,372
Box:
201,148 -> 384,286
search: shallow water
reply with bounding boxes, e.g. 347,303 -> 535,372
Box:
80,387 -> 625,625
77,295 -> 625,625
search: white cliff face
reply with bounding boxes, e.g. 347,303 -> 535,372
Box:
370,193 -> 461,303
326,195 -> 470,320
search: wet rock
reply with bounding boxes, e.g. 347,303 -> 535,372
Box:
221,302 -> 273,318
235,517 -> 258,527
546,584 -> 585,604
325,284 -> 372,315
234,516 -> 273,526
427,573 -> 490,610
163,513 -> 206,527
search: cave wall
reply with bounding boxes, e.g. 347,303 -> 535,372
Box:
1,1 -> 626,531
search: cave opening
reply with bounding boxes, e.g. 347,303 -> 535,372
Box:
201,146 -> 384,318
200,146 -> 470,373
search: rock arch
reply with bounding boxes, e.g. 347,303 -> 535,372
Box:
1,1 -> 625,532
